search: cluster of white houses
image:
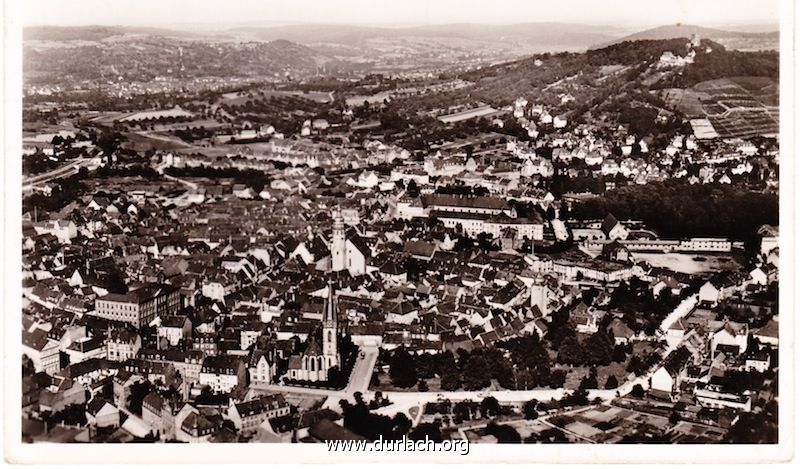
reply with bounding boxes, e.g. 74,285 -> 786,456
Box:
584,237 -> 733,253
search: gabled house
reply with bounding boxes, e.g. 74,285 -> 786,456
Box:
711,321 -> 749,356
227,393 -> 290,434
650,346 -> 692,398
85,397 -> 121,428
600,213 -> 628,241
248,349 -> 277,386
198,356 -> 246,393
22,327 -> 61,374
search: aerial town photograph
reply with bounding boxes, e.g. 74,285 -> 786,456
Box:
10,0 -> 789,461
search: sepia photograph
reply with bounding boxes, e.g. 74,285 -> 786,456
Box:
2,0 -> 795,464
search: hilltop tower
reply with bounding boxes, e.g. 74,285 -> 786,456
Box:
331,207 -> 346,272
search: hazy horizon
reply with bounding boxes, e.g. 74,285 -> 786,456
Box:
22,0 -> 780,29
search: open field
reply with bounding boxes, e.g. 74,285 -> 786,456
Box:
221,89 -> 333,105
666,77 -> 778,138
633,252 -> 743,275
119,107 -> 194,122
695,78 -> 778,138
545,404 -> 674,443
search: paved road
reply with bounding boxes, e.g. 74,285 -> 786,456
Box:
251,383 -> 343,398
22,158 -> 92,191
659,294 -> 699,332
344,346 -> 378,396
155,161 -> 199,190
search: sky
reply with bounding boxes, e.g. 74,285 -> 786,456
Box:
22,0 -> 780,28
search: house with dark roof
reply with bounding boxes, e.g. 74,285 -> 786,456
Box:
85,397 -> 120,428
650,346 -> 693,398
106,327 -> 141,362
94,283 -> 181,328
600,213 -> 628,240
248,349 -> 278,386
290,408 -> 343,440
607,318 -> 634,345
754,317 -> 778,347
699,272 -> 745,306
198,356 -> 246,393
157,315 -> 192,347
307,419 -> 367,442
22,327 -> 61,374
403,240 -> 437,261
141,391 -> 180,439
694,375 -> 752,412
711,321 -> 749,356
227,393 -> 290,434
178,409 -> 221,443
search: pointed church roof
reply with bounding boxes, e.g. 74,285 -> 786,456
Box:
324,282 -> 337,325
601,213 -> 619,235
305,336 -> 323,357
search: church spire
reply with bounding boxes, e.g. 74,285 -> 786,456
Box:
322,280 -> 339,365
324,280 -> 337,326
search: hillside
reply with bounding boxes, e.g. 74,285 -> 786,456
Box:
593,24 -> 778,51
23,34 -> 332,85
390,38 -> 777,140
228,22 -> 623,63
23,25 -> 206,41
230,22 -> 621,48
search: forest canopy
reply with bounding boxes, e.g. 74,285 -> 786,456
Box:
570,180 -> 778,241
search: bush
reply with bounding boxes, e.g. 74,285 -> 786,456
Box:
417,379 -> 429,392
480,396 -> 500,418
604,375 -> 619,389
485,421 -> 521,443
523,399 -> 540,420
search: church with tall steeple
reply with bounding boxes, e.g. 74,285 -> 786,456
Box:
286,282 -> 340,382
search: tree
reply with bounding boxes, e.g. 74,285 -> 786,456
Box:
477,233 -> 494,252
453,401 -> 473,422
47,404 -> 87,427
127,381 -> 154,416
579,368 -> 598,390
669,411 -> 680,425
631,384 -> 645,398
389,347 -> 417,388
391,412 -> 412,438
439,351 -> 462,391
604,375 -> 619,389
557,335 -> 585,366
462,354 -> 491,391
584,331 -> 614,366
440,368 -> 462,391
549,369 -> 567,388
480,396 -> 501,418
414,353 -> 439,379
612,343 -> 628,363
409,422 -> 443,442
523,399 -> 539,420
485,421 -> 521,443
723,401 -> 778,443
405,179 -> 419,198
627,355 -> 645,376
340,396 -> 397,440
